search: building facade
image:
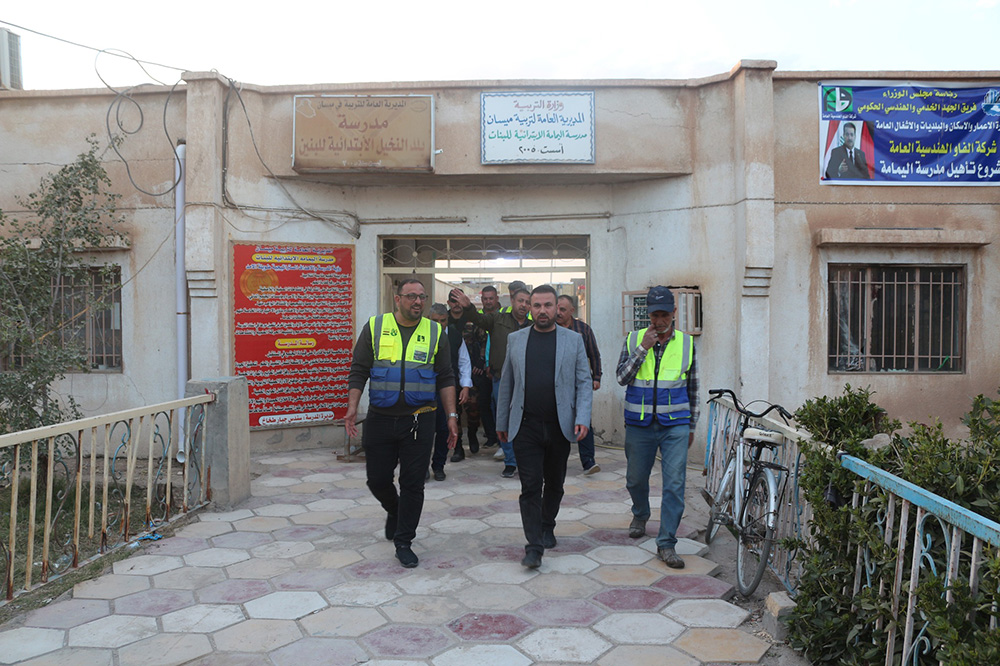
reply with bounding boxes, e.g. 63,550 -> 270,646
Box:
2,61 -> 997,452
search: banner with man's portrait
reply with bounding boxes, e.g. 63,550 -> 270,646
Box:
819,81 -> 1000,186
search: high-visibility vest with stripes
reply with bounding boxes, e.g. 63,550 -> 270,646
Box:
368,314 -> 441,408
624,329 -> 693,426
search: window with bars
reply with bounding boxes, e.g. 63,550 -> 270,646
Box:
828,264 -> 964,373
2,267 -> 122,372
622,288 -> 702,336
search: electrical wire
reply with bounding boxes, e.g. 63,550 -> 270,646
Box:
222,77 -> 361,239
0,20 -> 190,73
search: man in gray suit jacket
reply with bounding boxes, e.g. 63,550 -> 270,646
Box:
496,284 -> 593,569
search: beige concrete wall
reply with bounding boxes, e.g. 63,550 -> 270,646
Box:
0,88 -> 186,414
5,64 -> 995,451
773,75 -> 1000,436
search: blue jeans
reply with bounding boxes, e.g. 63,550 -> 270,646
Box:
624,421 -> 690,549
493,377 -> 516,466
577,425 -> 596,470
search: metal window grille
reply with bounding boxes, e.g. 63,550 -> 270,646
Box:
828,264 -> 964,373
622,288 -> 702,336
2,267 -> 122,372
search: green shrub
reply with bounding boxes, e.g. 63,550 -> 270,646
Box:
787,385 -> 1000,665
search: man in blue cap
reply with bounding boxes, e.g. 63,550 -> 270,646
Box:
615,286 -> 699,569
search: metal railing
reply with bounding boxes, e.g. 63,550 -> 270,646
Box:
0,393 -> 214,601
840,454 -> 1000,665
704,396 -> 814,593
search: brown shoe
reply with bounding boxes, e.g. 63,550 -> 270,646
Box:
628,517 -> 647,539
657,547 -> 685,569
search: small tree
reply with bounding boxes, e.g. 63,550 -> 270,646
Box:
0,137 -> 124,434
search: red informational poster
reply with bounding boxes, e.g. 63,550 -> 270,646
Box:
232,243 -> 354,428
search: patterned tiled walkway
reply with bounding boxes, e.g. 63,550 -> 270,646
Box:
0,444 -> 800,665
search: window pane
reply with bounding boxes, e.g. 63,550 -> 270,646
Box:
829,264 -> 963,374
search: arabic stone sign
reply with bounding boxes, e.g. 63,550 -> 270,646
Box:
233,243 -> 354,428
820,81 -> 1000,185
293,95 -> 434,171
481,91 -> 595,164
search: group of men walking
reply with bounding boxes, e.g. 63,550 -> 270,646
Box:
344,280 -> 697,572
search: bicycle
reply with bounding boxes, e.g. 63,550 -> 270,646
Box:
702,388 -> 792,597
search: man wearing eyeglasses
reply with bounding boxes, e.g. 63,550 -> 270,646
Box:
344,279 -> 458,568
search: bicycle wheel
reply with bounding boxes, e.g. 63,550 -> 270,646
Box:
705,459 -> 736,544
736,471 -> 775,596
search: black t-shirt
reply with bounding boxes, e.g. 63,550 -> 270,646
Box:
523,327 -> 558,422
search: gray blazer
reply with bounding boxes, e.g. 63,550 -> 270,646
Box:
496,325 -> 593,442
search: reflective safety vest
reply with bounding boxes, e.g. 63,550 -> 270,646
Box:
368,314 -> 441,408
624,329 -> 693,426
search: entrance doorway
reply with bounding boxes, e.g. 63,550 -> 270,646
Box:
380,236 -> 590,320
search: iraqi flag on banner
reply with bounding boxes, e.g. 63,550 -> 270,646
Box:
822,120 -> 875,180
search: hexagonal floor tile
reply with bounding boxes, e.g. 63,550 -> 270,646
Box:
197,579 -> 272,604
362,625 -> 451,658
300,606 -> 387,637
323,581 -> 401,606
454,583 -> 536,611
672,627 -> 770,662
24,598 -> 110,629
591,586 -> 671,611
0,627 -> 64,663
183,547 -> 251,568
68,615 -> 158,648
434,644 -> 532,666
269,637 -> 369,666
244,591 -> 327,619
116,633 -> 212,666
212,618 -> 301,653
593,612 -> 685,644
114,589 -> 195,616
663,598 -> 749,627
72,574 -> 149,599
653,574 -> 735,599
447,613 -> 532,641
112,555 -> 184,576
517,627 -> 612,663
519,598 -> 605,626
161,604 -> 245,633
381,594 -> 466,624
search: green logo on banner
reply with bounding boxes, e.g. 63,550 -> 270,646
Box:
823,87 -> 853,113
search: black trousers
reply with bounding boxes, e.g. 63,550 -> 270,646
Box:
512,418 -> 571,555
363,411 -> 435,547
474,374 -> 496,442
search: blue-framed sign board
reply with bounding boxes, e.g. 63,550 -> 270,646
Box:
820,81 -> 1000,186
481,91 -> 595,164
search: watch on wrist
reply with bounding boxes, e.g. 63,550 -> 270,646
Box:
447,412 -> 459,419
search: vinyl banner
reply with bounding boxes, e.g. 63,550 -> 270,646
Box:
233,243 -> 354,428
819,81 -> 1000,185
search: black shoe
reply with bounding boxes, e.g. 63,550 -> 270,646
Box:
425,468 -> 430,481
385,514 -> 398,541
521,550 -> 542,569
395,545 -> 419,568
629,517 -> 647,539
467,428 -> 480,454
433,468 -> 446,482
501,465 -> 517,478
542,531 -> 557,549
451,449 -> 465,462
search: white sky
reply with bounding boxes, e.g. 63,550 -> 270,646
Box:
3,0 -> 1000,91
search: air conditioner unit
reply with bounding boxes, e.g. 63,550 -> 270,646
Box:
0,28 -> 23,90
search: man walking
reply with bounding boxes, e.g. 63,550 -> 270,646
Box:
452,285 -> 532,478
344,279 -> 458,568
429,303 -> 471,479
496,285 -> 593,569
616,286 -> 698,569
473,286 -> 501,450
556,294 -> 602,475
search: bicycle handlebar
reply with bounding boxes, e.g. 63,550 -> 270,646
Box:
707,388 -> 793,422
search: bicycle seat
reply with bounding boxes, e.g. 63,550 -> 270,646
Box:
744,427 -> 783,446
